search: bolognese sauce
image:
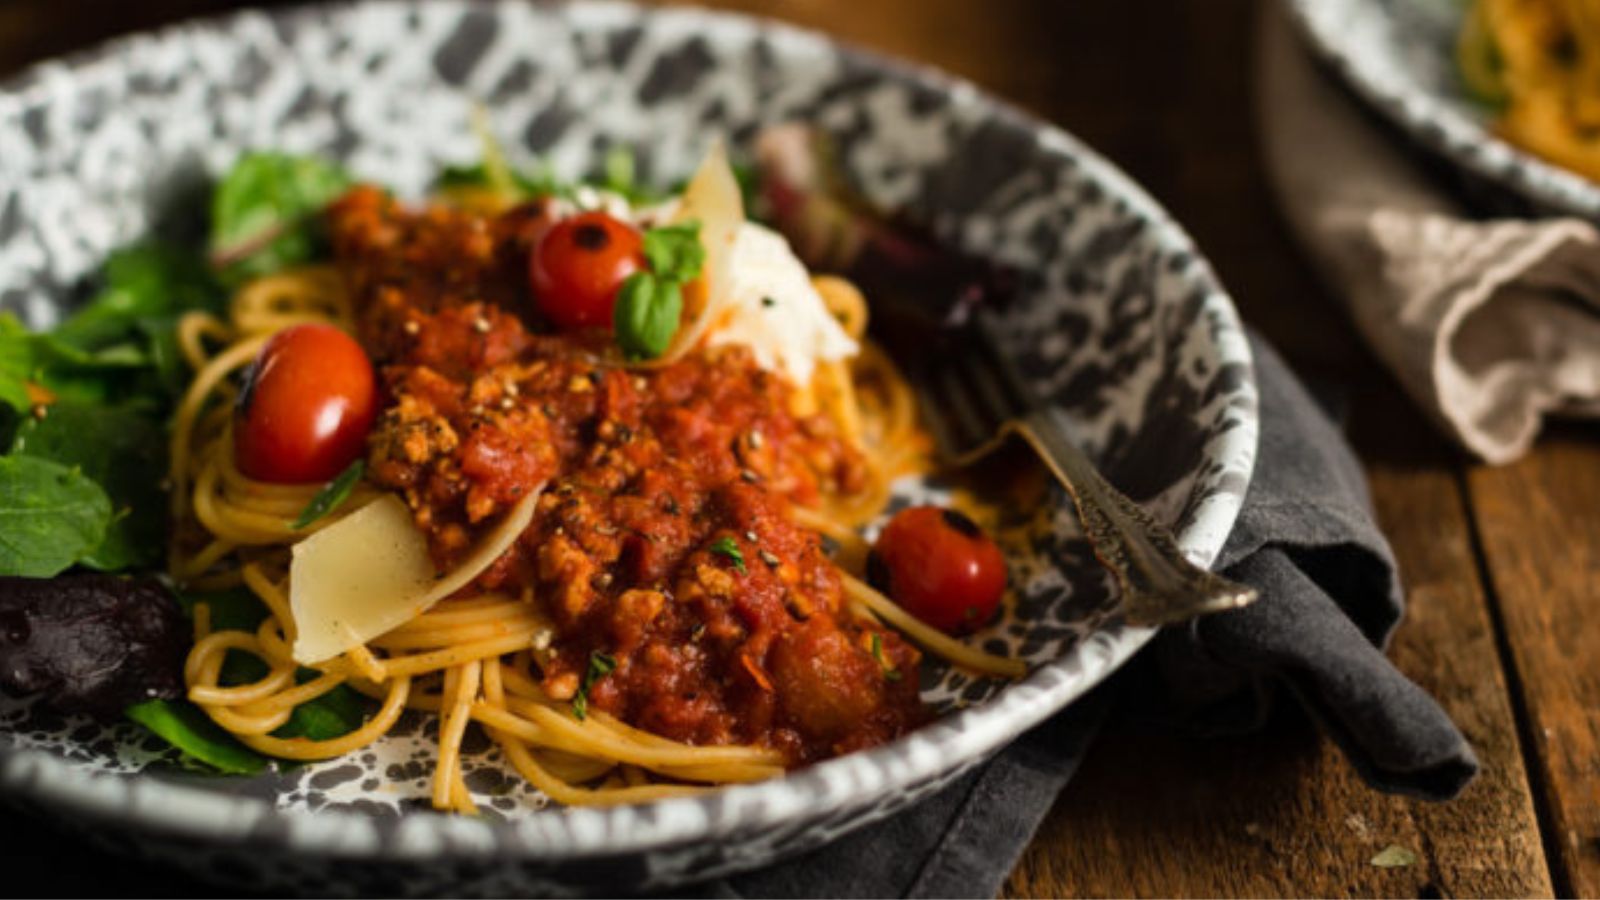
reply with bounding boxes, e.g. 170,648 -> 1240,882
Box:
327,187 -> 925,763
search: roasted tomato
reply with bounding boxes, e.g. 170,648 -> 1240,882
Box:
530,211 -> 645,330
867,506 -> 1006,635
233,323 -> 378,484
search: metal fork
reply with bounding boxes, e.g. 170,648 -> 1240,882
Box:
908,314 -> 1257,628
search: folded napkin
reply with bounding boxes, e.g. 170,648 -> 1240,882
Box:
1259,1 -> 1600,465
683,331 -> 1478,899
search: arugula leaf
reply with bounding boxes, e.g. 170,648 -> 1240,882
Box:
708,535 -> 747,574
0,310 -> 188,416
10,401 -> 166,571
52,243 -> 221,352
126,699 -> 268,775
0,454 -> 111,577
210,152 -> 351,281
613,273 -> 683,361
292,459 -> 365,529
640,221 -> 706,282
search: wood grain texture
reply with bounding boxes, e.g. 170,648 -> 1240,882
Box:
0,0 -> 1568,897
1467,428 -> 1600,897
1002,406 -> 1550,898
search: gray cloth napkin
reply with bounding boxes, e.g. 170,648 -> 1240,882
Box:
1260,1 -> 1600,464
681,331 -> 1478,899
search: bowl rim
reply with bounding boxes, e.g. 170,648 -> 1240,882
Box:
0,0 -> 1258,865
1282,0 -> 1600,219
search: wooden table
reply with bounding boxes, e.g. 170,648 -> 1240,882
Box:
2,0 -> 1595,896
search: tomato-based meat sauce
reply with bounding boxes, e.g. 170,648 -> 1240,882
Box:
327,187 -> 925,763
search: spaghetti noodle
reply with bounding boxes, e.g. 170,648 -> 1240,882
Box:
1460,0 -> 1600,182
168,185 -> 1021,813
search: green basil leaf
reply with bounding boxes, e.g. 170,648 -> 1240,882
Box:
211,152 -> 351,282
292,459 -> 366,529
640,222 -> 705,284
613,273 -> 683,361
10,401 -> 167,571
0,454 -> 111,577
126,699 -> 268,775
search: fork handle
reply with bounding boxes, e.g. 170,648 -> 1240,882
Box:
1009,407 -> 1258,627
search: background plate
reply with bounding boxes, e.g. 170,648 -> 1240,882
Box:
1284,0 -> 1600,219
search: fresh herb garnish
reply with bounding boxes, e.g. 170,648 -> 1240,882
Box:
572,651 -> 618,721
870,633 -> 902,682
614,272 -> 684,361
708,535 -> 747,574
639,222 -> 706,281
292,459 -> 365,530
613,221 -> 706,360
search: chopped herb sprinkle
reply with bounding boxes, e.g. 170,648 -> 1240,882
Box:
709,536 -> 747,574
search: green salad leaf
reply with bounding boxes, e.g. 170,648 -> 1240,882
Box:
10,401 -> 167,571
277,679 -> 371,741
51,243 -> 222,352
171,586 -> 376,746
0,454 -> 112,577
211,152 -> 351,281
126,699 -> 269,775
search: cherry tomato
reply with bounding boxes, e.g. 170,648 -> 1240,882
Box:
530,211 -> 645,330
867,506 -> 1006,635
233,324 -> 378,484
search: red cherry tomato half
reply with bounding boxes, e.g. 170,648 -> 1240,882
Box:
530,211 -> 645,331
867,506 -> 1007,635
233,323 -> 378,484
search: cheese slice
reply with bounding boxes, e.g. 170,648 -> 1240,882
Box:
289,490 -> 540,665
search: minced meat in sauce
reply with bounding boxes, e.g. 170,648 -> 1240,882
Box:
328,187 -> 925,763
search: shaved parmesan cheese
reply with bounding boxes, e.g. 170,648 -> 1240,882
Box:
660,141 -> 746,363
289,488 -> 541,665
704,223 -> 859,385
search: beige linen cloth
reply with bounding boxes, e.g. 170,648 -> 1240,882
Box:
1258,2 -> 1600,464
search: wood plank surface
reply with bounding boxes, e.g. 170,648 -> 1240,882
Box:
1467,429 -> 1600,897
1003,400 -> 1550,898
0,0 -> 1573,897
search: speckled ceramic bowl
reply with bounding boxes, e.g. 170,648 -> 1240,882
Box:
1284,0 -> 1600,219
0,1 -> 1256,894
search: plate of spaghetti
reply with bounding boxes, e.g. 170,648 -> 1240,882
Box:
1285,0 -> 1600,218
0,1 -> 1256,894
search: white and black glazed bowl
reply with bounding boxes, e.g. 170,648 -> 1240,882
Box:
0,1 -> 1257,894
1284,0 -> 1600,219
